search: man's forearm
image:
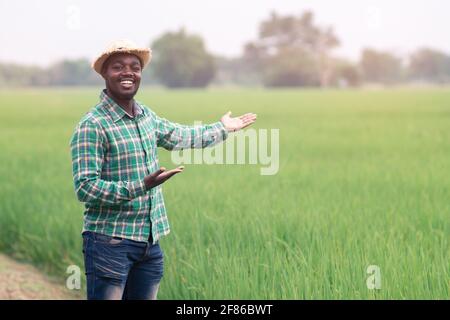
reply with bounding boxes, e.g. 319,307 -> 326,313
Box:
157,121 -> 229,150
75,176 -> 147,206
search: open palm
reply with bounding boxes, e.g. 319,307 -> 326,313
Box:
220,111 -> 257,132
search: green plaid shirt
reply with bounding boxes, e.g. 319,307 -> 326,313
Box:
70,90 -> 228,243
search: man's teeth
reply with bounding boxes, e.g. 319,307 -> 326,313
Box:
120,80 -> 133,85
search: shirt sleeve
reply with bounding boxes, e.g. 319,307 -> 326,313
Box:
70,120 -> 148,206
152,112 -> 229,151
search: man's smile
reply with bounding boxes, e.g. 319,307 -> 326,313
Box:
119,78 -> 135,89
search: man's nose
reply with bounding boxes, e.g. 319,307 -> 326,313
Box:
121,67 -> 134,76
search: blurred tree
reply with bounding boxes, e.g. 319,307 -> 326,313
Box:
360,49 -> 403,84
212,55 -> 263,86
408,48 -> 450,83
243,11 -> 340,87
151,28 -> 216,88
0,59 -> 103,87
0,64 -> 47,86
140,61 -> 160,86
49,59 -> 101,86
263,47 -> 320,87
329,58 -> 362,87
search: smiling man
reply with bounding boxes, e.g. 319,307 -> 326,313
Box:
69,40 -> 256,300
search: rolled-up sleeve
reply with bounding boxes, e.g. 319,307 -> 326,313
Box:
152,112 -> 229,151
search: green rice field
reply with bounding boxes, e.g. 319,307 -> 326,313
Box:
0,87 -> 448,299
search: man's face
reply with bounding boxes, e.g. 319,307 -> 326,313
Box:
101,53 -> 142,100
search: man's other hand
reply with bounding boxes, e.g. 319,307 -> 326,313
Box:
144,166 -> 184,190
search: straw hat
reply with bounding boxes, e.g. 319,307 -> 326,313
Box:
92,39 -> 152,74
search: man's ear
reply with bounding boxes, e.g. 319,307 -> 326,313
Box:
100,61 -> 108,80
100,66 -> 107,80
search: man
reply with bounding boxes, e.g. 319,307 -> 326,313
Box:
70,40 -> 257,300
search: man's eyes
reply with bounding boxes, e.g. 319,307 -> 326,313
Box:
111,65 -> 141,72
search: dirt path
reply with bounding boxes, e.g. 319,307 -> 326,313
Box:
0,253 -> 83,300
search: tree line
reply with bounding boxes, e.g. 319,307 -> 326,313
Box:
1,11 -> 450,88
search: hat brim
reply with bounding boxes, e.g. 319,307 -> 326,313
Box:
92,48 -> 152,74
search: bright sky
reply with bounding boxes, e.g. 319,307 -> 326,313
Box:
0,0 -> 449,66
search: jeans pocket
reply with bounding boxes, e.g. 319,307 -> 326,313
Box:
94,232 -> 124,245
82,231 -> 93,254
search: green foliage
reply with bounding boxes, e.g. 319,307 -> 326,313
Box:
151,28 -> 216,88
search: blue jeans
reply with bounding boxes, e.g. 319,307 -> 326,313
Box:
82,231 -> 164,300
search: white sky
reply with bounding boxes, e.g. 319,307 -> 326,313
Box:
0,0 -> 449,66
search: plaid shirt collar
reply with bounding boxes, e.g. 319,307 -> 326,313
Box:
100,89 -> 145,122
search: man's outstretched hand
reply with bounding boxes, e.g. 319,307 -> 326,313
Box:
144,166 -> 184,190
220,111 -> 257,132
